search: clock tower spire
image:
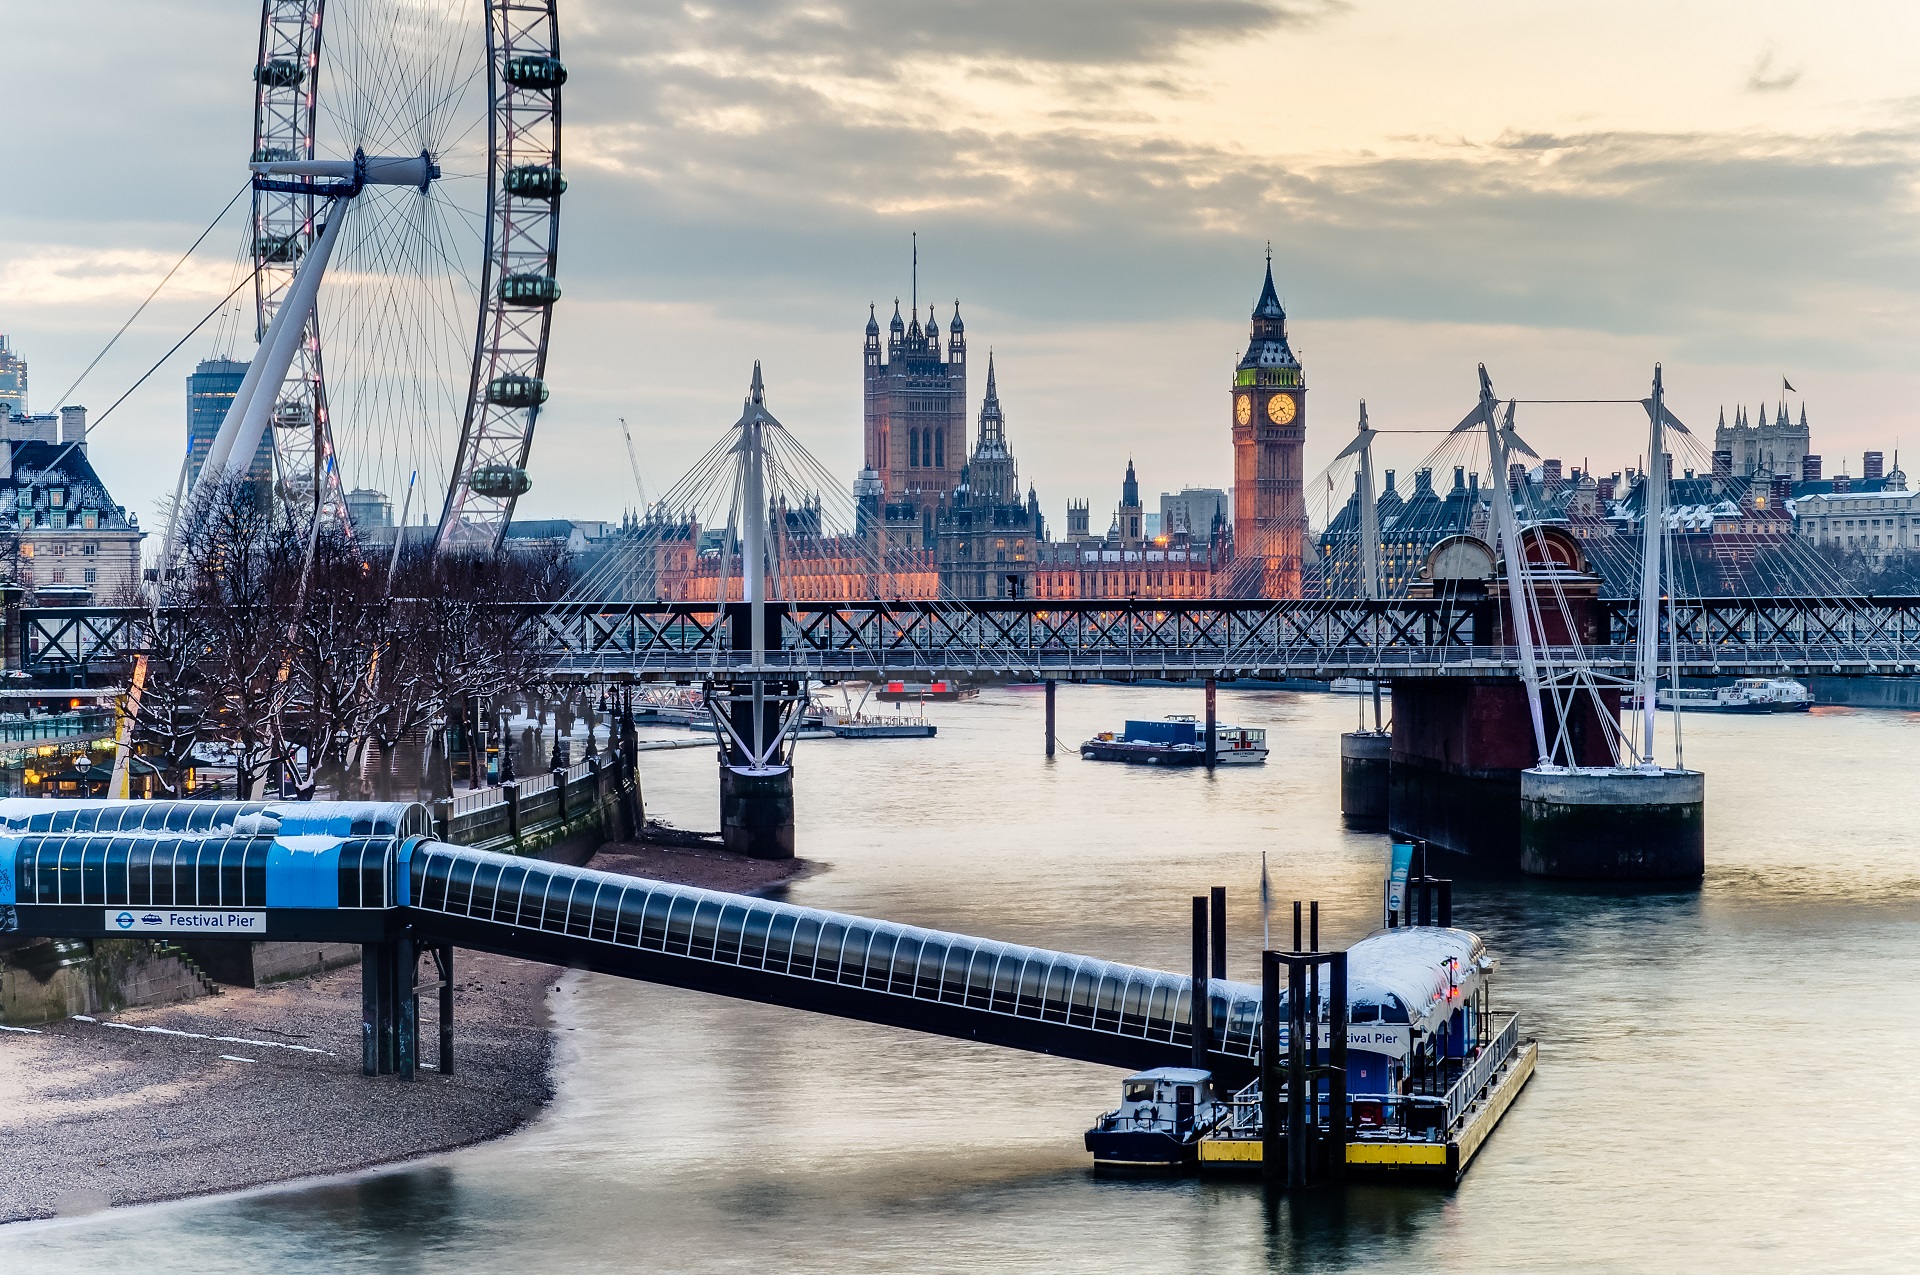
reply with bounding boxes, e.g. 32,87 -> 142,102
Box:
1231,251 -> 1307,597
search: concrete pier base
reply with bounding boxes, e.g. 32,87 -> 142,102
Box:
1519,767 -> 1705,881
1339,731 -> 1390,830
720,763 -> 795,861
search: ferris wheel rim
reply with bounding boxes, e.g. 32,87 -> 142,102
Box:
246,0 -> 561,553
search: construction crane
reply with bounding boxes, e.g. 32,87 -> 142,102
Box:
618,417 -> 647,513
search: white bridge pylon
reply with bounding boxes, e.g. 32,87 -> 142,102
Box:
201,153 -> 440,488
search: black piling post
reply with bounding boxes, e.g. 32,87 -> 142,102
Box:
1205,677 -> 1218,770
1044,679 -> 1056,758
1309,900 -> 1320,953
1191,895 -> 1210,1071
1439,879 -> 1453,929
436,944 -> 455,1075
1261,949 -> 1282,1186
1328,949 -> 1349,1183
1210,886 -> 1227,981
1292,900 -> 1302,952
1286,957 -> 1309,1190
1418,876 -> 1432,928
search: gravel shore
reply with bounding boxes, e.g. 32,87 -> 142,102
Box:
0,842 -> 815,1225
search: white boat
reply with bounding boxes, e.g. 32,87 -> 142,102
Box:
1641,677 -> 1813,714
1161,715 -> 1269,765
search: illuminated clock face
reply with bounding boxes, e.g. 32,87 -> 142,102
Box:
1235,394 -> 1252,426
1267,394 -> 1297,425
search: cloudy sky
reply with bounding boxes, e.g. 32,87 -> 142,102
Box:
8,0 -> 1920,531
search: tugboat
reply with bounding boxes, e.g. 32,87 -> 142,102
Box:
1162,714 -> 1268,765
1084,1067 -> 1228,1173
1079,719 -> 1207,766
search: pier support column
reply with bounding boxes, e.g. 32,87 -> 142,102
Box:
1520,767 -> 1705,880
1204,678 -> 1217,769
1339,731 -> 1390,830
362,941 -> 399,1076
396,937 -> 418,1081
1044,680 -> 1056,758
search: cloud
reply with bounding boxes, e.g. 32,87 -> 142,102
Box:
576,0 -> 1341,77
1746,50 -> 1802,94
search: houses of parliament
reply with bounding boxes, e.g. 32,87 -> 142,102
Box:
852,255 -> 1305,600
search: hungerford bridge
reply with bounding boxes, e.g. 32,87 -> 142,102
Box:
22,594 -> 1920,680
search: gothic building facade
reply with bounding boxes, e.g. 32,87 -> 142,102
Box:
1714,401 -> 1810,479
934,354 -> 1046,598
864,299 -> 967,547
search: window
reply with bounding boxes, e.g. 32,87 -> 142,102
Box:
82,542 -> 96,556
83,568 -> 95,584
47,489 -> 65,509
18,544 -> 29,558
910,430 -> 920,467
15,491 -> 29,510
80,511 -> 97,531
934,430 -> 945,468
49,514 -> 65,531
50,569 -> 63,583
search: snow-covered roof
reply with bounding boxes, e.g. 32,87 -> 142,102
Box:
1340,927 -> 1488,1033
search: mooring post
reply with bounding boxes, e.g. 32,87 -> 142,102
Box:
1292,899 -> 1302,952
1309,900 -> 1320,953
1286,956 -> 1309,1190
1328,949 -> 1349,1183
1260,949 -> 1282,1185
1204,677 -> 1218,769
1190,895 -> 1210,1071
1044,679 -> 1056,758
1210,885 -> 1227,981
436,944 -> 455,1075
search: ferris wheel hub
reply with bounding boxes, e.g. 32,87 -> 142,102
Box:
251,149 -> 440,195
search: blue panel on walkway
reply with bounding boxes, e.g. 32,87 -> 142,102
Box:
266,837 -> 343,908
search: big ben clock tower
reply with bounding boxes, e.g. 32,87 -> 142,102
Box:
1230,250 -> 1306,598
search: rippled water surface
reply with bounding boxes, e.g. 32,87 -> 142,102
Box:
8,686 -> 1920,1272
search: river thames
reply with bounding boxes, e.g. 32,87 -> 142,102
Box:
5,684 -> 1920,1271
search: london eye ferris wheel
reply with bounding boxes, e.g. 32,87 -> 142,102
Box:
204,0 -> 564,553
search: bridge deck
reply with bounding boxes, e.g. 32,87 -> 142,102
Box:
23,598 -> 1920,680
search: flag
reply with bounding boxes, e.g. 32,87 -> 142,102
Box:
1783,377 -> 1797,393
1260,851 -> 1271,949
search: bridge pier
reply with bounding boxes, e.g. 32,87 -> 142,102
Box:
362,940 -> 454,1078
1386,677 -> 1619,873
1339,731 -> 1390,830
1520,768 -> 1704,880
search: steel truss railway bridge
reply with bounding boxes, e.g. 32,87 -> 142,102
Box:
22,596 -> 1920,681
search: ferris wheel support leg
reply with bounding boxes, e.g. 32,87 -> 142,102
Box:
204,198 -> 351,484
